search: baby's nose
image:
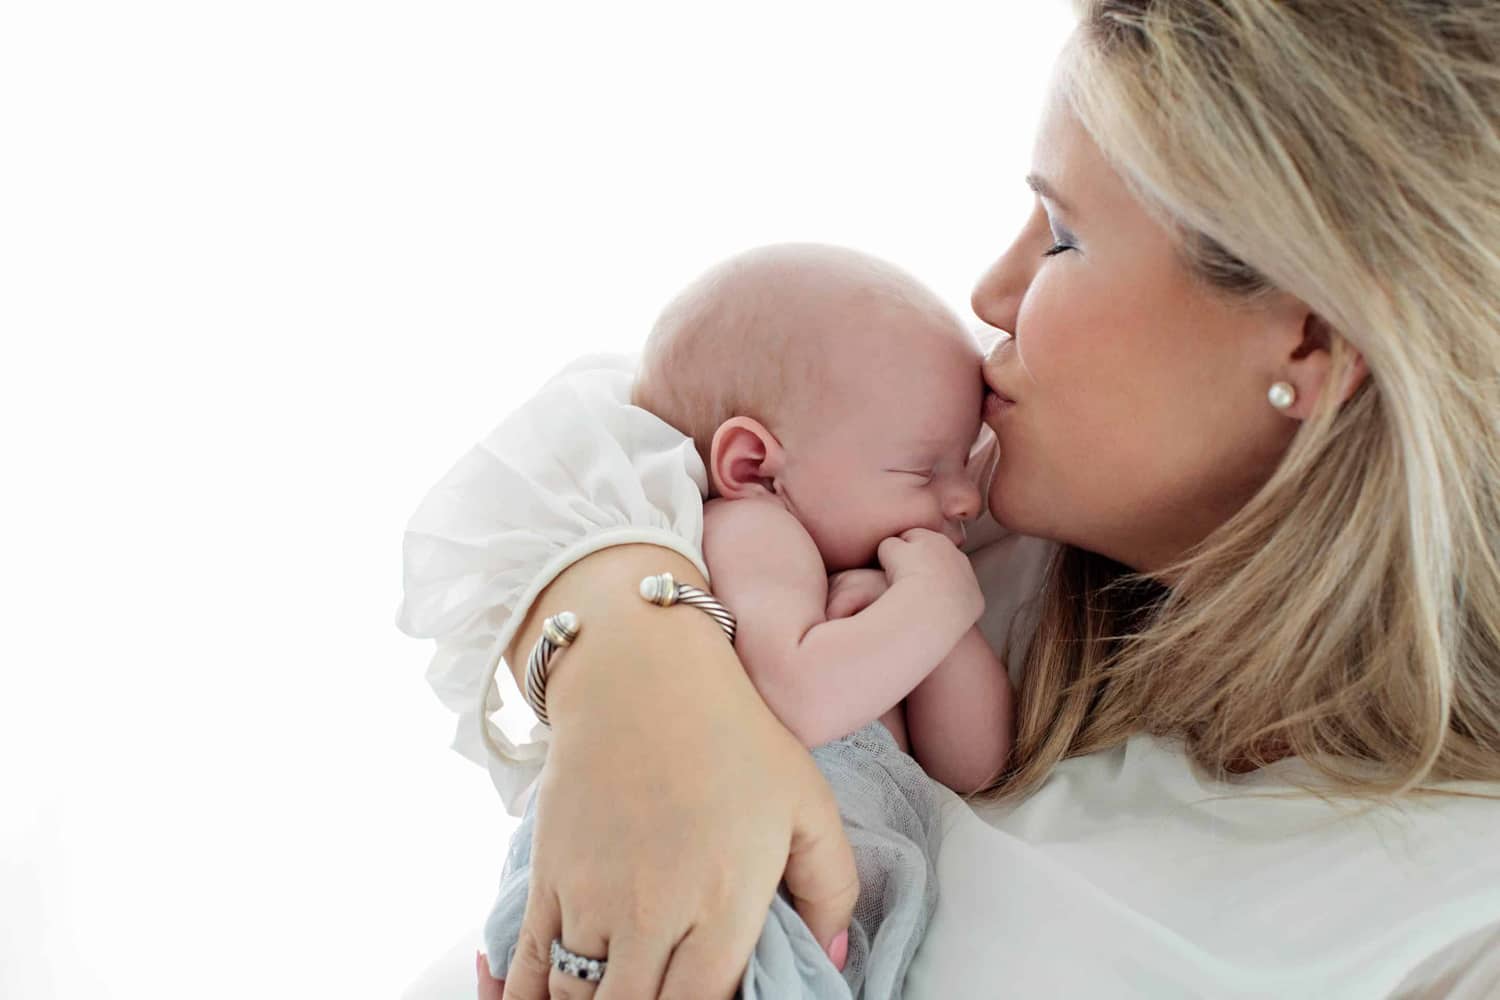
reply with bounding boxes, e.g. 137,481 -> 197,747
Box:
944,477 -> 982,522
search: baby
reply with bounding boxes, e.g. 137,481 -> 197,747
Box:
631,242 -> 1014,792
485,243 -> 1014,997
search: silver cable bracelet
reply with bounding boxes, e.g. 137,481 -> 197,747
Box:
523,572 -> 737,728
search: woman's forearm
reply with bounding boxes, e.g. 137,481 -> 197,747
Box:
503,543 -> 764,731
495,543 -> 860,994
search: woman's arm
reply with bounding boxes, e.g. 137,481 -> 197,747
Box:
494,542 -> 858,1000
399,358 -> 856,997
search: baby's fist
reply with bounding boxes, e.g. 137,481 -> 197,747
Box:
876,529 -> 984,623
826,568 -> 890,620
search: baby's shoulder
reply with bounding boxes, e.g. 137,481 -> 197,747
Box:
704,494 -> 805,535
703,495 -> 818,564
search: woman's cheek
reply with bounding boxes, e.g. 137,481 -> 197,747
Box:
986,450 -> 1029,531
986,471 -> 1005,523
984,391 -> 1064,537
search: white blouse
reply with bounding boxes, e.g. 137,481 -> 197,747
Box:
398,354 -> 1500,998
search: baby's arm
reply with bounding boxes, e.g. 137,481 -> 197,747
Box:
903,627 -> 1014,795
702,497 -> 981,749
829,569 -> 1015,793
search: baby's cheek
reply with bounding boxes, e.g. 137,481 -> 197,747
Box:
816,519 -> 879,573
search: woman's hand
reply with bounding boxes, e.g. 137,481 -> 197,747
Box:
497,545 -> 859,1000
477,951 -> 505,999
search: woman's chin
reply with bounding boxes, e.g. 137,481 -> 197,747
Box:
986,479 -> 1023,532
987,478 -> 1050,541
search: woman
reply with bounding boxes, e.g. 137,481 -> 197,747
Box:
399,1 -> 1500,996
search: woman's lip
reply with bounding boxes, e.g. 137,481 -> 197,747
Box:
984,390 -> 1015,417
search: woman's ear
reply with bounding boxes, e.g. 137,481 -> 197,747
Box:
1274,311 -> 1369,420
709,417 -> 785,499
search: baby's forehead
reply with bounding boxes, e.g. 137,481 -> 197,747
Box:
815,355 -> 980,440
760,274 -> 966,362
719,269 -> 959,381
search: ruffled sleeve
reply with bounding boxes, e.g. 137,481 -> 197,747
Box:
396,353 -> 710,815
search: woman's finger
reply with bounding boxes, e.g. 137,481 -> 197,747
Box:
502,889 -> 561,1000
591,930 -> 670,1000
656,917 -> 764,1000
783,769 -> 860,966
547,919 -> 609,1000
475,951 -> 505,1000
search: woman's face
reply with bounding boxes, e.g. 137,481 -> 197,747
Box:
974,71 -> 1302,574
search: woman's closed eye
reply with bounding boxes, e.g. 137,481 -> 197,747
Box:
895,469 -> 935,482
1043,218 -> 1077,257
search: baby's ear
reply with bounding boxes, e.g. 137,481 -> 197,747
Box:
709,417 -> 785,499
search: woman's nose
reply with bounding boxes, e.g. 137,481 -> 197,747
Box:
971,252 -> 1025,338
970,210 -> 1042,337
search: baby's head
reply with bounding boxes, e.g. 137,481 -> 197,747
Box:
634,243 -> 984,572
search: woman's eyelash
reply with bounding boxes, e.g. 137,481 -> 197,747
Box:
1042,242 -> 1073,257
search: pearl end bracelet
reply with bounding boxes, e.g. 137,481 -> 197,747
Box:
523,573 -> 737,728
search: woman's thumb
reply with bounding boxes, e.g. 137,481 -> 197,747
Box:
782,778 -> 858,971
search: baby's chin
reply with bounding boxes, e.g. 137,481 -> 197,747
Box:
816,540 -> 885,575
822,552 -> 883,575
820,530 -> 934,575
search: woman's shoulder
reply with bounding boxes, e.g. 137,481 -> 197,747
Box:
910,736 -> 1500,998
398,351 -> 713,811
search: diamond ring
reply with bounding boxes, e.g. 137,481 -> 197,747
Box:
551,938 -> 607,983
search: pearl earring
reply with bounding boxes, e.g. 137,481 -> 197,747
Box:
1268,381 -> 1297,411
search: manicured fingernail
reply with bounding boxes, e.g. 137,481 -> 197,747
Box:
827,929 -> 849,971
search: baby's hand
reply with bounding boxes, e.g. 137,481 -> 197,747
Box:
876,528 -> 984,625
825,568 -> 890,620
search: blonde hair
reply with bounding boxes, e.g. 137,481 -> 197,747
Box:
980,0 -> 1500,801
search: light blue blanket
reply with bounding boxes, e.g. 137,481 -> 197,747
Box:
484,720 -> 945,999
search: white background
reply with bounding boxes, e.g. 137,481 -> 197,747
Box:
2,3 -> 1073,996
